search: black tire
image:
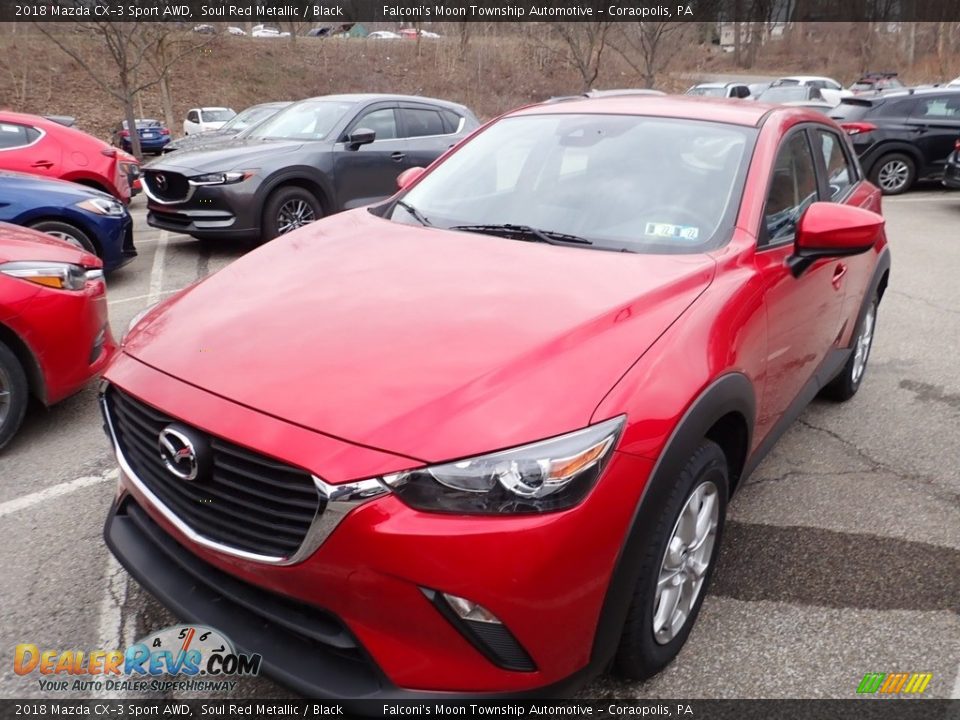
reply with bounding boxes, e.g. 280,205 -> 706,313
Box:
28,220 -> 98,256
260,186 -> 323,243
0,341 -> 29,451
614,439 -> 729,680
821,295 -> 878,402
869,153 -> 916,195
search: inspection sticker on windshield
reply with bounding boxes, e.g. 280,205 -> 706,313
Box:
645,222 -> 700,241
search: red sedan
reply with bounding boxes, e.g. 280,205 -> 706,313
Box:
0,222 -> 116,449
0,112 -> 138,203
102,97 -> 890,698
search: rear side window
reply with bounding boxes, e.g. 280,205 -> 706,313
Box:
0,123 -> 40,150
829,101 -> 873,122
816,130 -> 856,200
440,109 -> 463,133
762,132 -> 818,245
911,95 -> 960,118
400,108 -> 446,138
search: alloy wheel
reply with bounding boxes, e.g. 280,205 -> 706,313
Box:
851,303 -> 876,384
0,364 -> 10,426
653,480 -> 720,645
44,230 -> 84,250
877,160 -> 910,193
276,200 -> 317,235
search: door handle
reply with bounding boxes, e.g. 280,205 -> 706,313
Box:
30,160 -> 54,169
390,152 -> 405,162
832,263 -> 847,289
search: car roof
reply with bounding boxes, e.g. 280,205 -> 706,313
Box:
849,86 -> 960,103
779,75 -> 837,82
301,93 -> 469,111
511,94 -> 822,128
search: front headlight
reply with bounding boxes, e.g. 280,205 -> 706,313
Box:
188,170 -> 254,186
76,197 -> 126,216
0,261 -> 93,290
382,416 -> 625,514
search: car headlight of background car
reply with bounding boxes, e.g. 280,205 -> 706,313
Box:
76,197 -> 126,217
0,261 -> 101,291
381,415 -> 625,514
188,170 -> 255,186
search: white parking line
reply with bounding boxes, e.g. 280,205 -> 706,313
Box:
952,662 -> 960,699
108,289 -> 179,307
0,469 -> 117,518
91,555 -> 137,699
147,230 -> 169,305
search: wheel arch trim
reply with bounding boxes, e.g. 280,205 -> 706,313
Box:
0,321 -> 47,404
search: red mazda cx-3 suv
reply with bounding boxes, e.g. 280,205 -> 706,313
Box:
102,96 -> 890,699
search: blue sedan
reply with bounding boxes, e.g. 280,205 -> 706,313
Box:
0,172 -> 136,272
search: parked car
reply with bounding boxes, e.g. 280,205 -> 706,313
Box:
106,96 -> 889,700
251,24 -> 290,38
0,172 -> 136,272
755,85 -> 825,104
227,26 -> 246,36
685,82 -> 752,99
142,94 -> 480,243
192,24 -> 215,34
748,82 -> 771,97
942,137 -> 960,188
829,88 -> 960,194
0,111 -> 136,203
770,76 -> 845,105
368,30 -> 401,39
848,72 -> 903,95
398,28 -> 440,39
0,222 -> 115,449
182,107 -> 236,136
163,102 -> 291,154
112,118 -> 171,155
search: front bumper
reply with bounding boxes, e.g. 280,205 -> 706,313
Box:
101,354 -> 653,696
146,185 -> 260,240
943,154 -> 960,189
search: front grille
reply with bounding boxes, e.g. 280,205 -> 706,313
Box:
105,386 -> 322,559
143,169 -> 190,203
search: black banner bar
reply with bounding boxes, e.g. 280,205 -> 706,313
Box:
0,700 -> 958,719
6,0 -> 960,23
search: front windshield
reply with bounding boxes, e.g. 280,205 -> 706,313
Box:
201,109 -> 235,122
388,114 -> 754,254
245,100 -> 354,141
222,105 -> 280,132
687,87 -> 726,97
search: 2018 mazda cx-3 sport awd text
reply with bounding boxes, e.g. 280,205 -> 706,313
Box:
103,96 -> 890,700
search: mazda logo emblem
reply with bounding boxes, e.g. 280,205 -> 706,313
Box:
158,425 -> 209,481
155,174 -> 168,190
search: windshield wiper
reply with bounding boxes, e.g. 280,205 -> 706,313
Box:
396,199 -> 432,227
449,223 -> 593,246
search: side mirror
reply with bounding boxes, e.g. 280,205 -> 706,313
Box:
789,202 -> 883,277
396,166 -> 425,190
347,128 -> 376,149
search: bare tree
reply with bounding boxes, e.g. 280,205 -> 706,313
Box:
35,20 -> 211,158
545,22 -> 615,91
611,22 -> 694,88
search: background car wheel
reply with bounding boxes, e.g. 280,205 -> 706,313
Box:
260,187 -> 323,243
821,295 -> 878,402
0,341 -> 29,451
614,439 -> 728,680
28,221 -> 98,256
870,153 -> 916,195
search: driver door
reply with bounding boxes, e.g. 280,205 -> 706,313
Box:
754,128 -> 847,436
332,103 -> 407,210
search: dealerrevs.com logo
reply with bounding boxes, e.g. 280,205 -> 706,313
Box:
14,624 -> 262,693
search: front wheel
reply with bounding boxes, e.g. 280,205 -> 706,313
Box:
614,440 -> 728,680
0,341 -> 29,451
29,220 -> 98,256
260,187 -> 323,243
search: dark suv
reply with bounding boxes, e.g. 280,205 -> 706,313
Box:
142,94 -> 479,243
830,88 -> 960,194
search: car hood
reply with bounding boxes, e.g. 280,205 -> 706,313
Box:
125,210 -> 715,463
0,221 -> 100,266
0,170 -> 115,201
144,139 -> 316,173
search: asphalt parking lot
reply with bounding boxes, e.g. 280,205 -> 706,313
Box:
0,191 -> 958,700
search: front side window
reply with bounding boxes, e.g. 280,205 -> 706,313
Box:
817,130 -> 855,200
763,132 -> 818,244
354,108 -> 398,140
200,109 -> 235,123
187,111 -> 199,123
387,114 -> 754,254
